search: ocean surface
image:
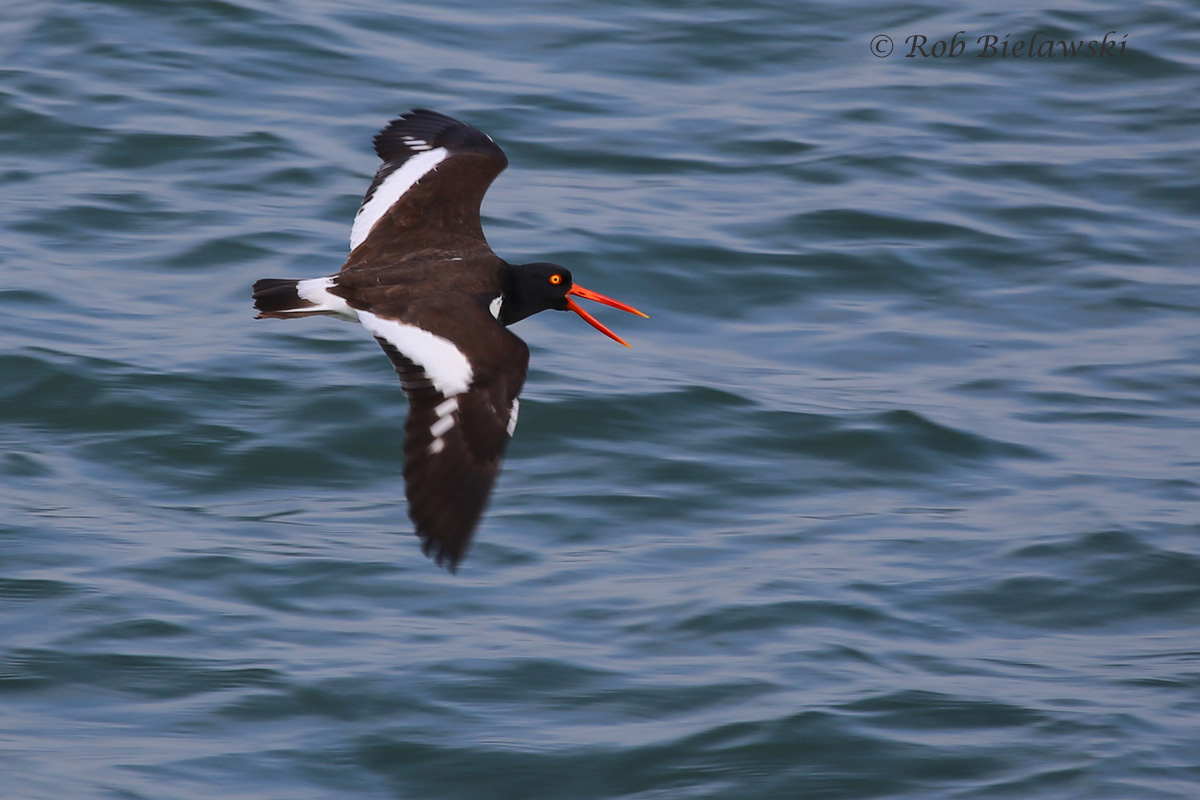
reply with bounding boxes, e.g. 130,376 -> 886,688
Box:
2,1 -> 1198,798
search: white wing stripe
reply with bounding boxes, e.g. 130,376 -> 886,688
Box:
350,147 -> 449,251
359,311 -> 474,397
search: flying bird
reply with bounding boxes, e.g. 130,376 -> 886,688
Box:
253,109 -> 646,570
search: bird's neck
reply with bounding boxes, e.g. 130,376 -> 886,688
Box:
497,264 -> 535,326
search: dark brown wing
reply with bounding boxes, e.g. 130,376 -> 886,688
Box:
347,109 -> 508,263
358,298 -> 528,570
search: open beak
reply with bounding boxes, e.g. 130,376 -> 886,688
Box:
566,284 -> 649,347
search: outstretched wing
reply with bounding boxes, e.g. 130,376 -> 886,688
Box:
357,299 -> 528,570
348,109 -> 508,260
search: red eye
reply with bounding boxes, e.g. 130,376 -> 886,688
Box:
549,274 -> 563,285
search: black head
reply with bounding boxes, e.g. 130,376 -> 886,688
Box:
500,262 -> 574,325
500,261 -> 648,346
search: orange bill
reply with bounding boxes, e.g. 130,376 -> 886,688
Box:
566,284 -> 649,347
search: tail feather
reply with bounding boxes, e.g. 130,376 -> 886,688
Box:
253,277 -> 354,320
253,279 -> 310,318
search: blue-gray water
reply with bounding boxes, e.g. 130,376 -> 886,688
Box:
2,1 -> 1198,798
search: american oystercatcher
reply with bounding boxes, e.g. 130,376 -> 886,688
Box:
253,109 -> 646,571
